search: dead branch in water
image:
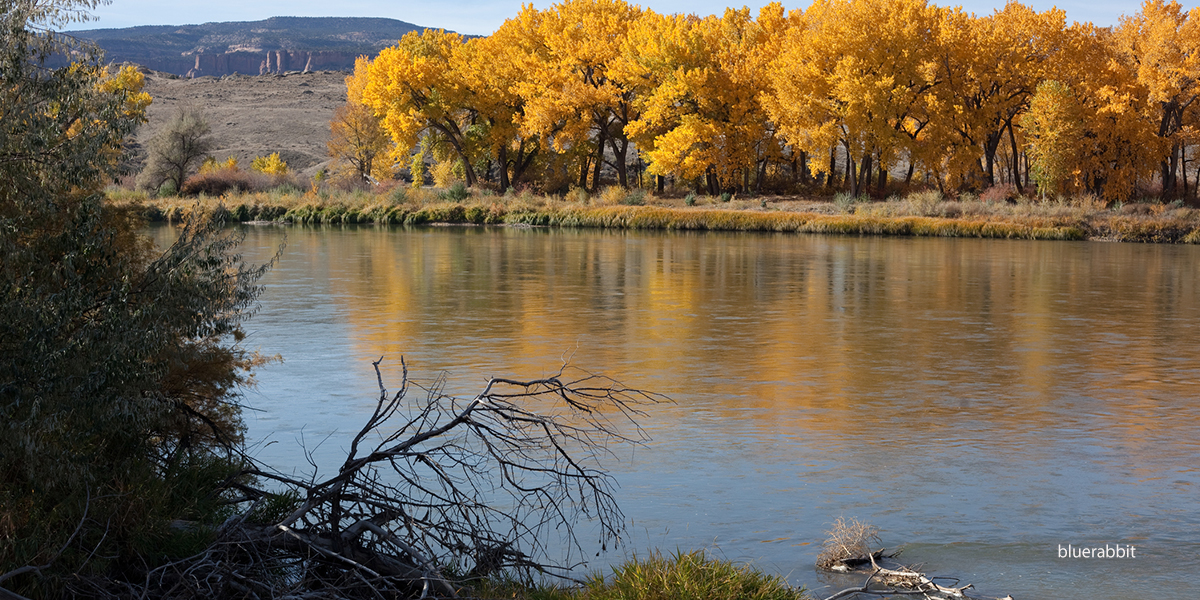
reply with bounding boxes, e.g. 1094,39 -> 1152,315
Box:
817,521 -> 1014,600
816,517 -> 884,571
68,358 -> 663,599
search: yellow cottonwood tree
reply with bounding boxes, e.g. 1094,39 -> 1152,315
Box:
616,4 -> 798,194
928,2 -> 1069,190
463,12 -> 547,191
765,0 -> 945,197
512,0 -> 642,190
363,29 -> 483,187
1058,22 -> 1162,200
1117,0 -> 1200,196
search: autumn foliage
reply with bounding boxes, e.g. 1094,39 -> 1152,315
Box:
350,0 -> 1200,202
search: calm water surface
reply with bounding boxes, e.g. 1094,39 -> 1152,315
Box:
157,224 -> 1200,599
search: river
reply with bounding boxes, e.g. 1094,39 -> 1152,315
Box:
157,223 -> 1200,599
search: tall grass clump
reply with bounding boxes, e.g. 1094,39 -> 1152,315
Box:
905,189 -> 943,216
832,192 -> 857,214
580,550 -> 806,600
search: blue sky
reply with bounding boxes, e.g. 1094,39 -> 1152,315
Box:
65,0 -> 1163,36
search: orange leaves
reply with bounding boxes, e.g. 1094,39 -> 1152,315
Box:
766,0 -> 945,192
349,0 -> 1197,200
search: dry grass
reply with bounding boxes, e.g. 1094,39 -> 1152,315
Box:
106,185 -> 1200,243
815,517 -> 881,571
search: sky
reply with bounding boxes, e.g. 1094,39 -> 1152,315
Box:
62,0 -> 1170,36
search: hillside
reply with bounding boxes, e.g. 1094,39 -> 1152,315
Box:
70,16 -> 429,76
130,69 -> 348,179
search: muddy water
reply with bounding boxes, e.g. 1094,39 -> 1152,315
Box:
164,224 -> 1200,599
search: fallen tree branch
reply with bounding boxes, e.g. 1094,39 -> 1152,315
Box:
66,358 -> 664,599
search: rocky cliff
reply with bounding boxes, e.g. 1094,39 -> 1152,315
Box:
68,16 -> 430,77
182,50 -> 362,77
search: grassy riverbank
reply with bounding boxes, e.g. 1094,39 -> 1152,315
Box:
108,185 -> 1200,243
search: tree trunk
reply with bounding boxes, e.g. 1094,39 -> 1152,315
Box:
1007,121 -> 1023,194
656,174 -> 664,193
877,163 -> 887,192
858,153 -> 872,195
983,130 -> 1001,187
846,145 -> 858,197
827,146 -> 838,188
591,126 -> 607,193
799,151 -> 809,185
608,133 -> 628,188
498,145 -> 510,192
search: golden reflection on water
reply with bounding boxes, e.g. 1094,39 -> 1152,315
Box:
256,226 -> 1200,463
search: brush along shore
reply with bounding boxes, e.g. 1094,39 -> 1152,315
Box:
108,186 -> 1200,244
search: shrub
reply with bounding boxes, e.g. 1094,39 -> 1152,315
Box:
431,160 -> 459,188
444,180 -> 469,202
566,186 -> 589,204
621,189 -> 647,206
181,168 -> 263,196
595,186 -> 628,206
906,189 -> 943,216
833,192 -> 857,214
251,152 -> 289,175
720,191 -> 733,203
157,179 -> 177,197
684,192 -> 697,206
816,517 -> 881,571
200,156 -> 239,174
979,184 -> 1016,204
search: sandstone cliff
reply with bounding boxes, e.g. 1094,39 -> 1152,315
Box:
69,16 -> 430,77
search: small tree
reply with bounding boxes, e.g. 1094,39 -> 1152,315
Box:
251,151 -> 289,175
1022,80 -> 1083,199
137,106 -> 213,194
329,57 -> 393,185
328,102 -> 392,184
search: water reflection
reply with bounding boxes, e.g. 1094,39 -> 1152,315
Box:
158,224 -> 1200,599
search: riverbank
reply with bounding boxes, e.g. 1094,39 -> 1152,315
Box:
108,186 -> 1200,243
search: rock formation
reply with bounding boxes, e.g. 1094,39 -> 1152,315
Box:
184,50 -> 359,78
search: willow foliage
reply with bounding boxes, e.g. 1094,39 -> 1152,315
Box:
1,1 -> 273,594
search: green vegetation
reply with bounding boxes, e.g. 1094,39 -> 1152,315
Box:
2,2 -> 270,596
463,551 -> 808,600
111,185 -> 1200,243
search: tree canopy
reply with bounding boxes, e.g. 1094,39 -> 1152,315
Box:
351,0 -> 1200,201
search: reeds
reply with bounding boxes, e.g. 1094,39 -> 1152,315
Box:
108,186 -> 1200,243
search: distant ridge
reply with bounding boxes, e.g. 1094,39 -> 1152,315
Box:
68,16 -> 437,76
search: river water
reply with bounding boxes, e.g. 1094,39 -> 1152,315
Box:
158,223 -> 1200,599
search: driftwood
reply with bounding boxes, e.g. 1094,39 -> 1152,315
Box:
26,358 -> 662,599
820,549 -> 1014,600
